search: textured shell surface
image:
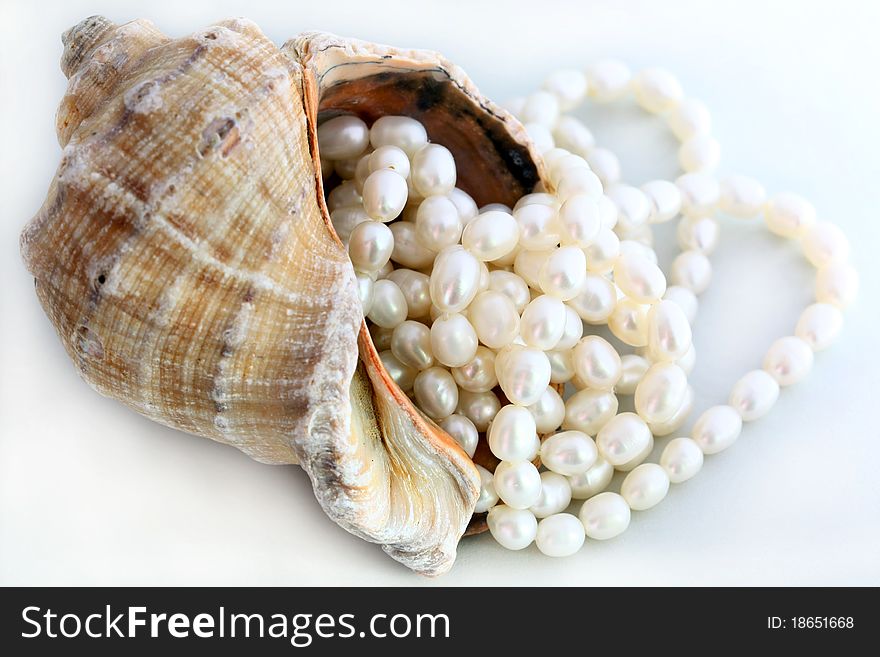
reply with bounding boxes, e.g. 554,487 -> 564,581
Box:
21,16 -> 542,575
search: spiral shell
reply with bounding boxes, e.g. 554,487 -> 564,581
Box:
20,16 -> 541,575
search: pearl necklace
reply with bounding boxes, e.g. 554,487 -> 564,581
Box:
316,61 -> 858,558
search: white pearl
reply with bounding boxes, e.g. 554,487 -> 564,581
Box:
648,384 -> 694,436
369,115 -> 428,156
362,169 -> 408,222
317,114 -> 369,160
327,180 -> 363,213
554,305 -> 584,352
523,122 -> 555,152
691,405 -> 743,454
379,350 -> 417,392
614,253 -> 667,302
660,437 -> 703,483
355,272 -> 374,315
430,313 -> 478,368
586,59 -> 632,101
520,295 -> 567,350
462,210 -> 520,261
719,174 -> 766,218
536,513 -> 585,557
413,367 -> 458,420
390,320 -> 433,371
621,463 -> 670,510
513,248 -> 552,289
558,194 -> 602,247
815,263 -> 859,308
330,206 -> 370,246
540,431 -> 598,476
678,134 -> 721,172
414,195 -> 462,251
796,303 -> 843,351
487,505 -> 538,550
667,98 -> 711,140
552,115 -> 595,156
389,221 -> 435,270
670,250 -> 712,294
494,460 -> 543,509
452,346 -> 498,393
368,144 -> 410,178
583,228 -> 620,274
447,188 -> 479,225
763,335 -> 814,386
495,345 -> 552,406
456,389 -> 500,432
608,297 -> 650,347
646,299 -> 693,361
634,362 -> 689,424
633,67 -> 683,114
440,414 -> 478,458
568,458 -> 614,500
556,167 -> 604,200
801,222 -> 850,268
474,464 -> 499,513
544,69 -> 588,110
528,386 -> 566,434
567,276 -> 615,325
764,192 -> 816,238
539,247 -> 587,300
488,405 -> 540,463
530,472 -> 572,518
386,269 -> 431,319
676,172 -> 720,217
617,354 -> 650,395
585,148 -> 621,186
488,270 -> 531,314
547,349 -> 575,384
596,412 -> 652,467
547,152 -> 591,186
607,185 -> 651,232
729,369 -> 780,421
572,336 -> 622,390
580,491 -> 632,540
411,144 -> 456,197
662,285 -> 698,324
367,279 -> 407,329
467,291 -> 519,349
520,90 -> 561,127
641,179 -> 682,223
429,246 -> 481,312
514,203 -> 560,250
677,216 -> 720,254
563,388 -> 618,434
348,221 -> 394,273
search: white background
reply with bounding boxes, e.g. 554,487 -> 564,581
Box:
2,0 -> 879,586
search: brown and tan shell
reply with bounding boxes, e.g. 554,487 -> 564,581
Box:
20,16 -> 542,575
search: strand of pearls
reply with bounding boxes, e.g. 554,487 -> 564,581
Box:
316,61 -> 858,558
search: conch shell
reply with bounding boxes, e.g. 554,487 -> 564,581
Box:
20,16 -> 541,575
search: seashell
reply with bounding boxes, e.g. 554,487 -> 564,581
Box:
20,17 -> 542,575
